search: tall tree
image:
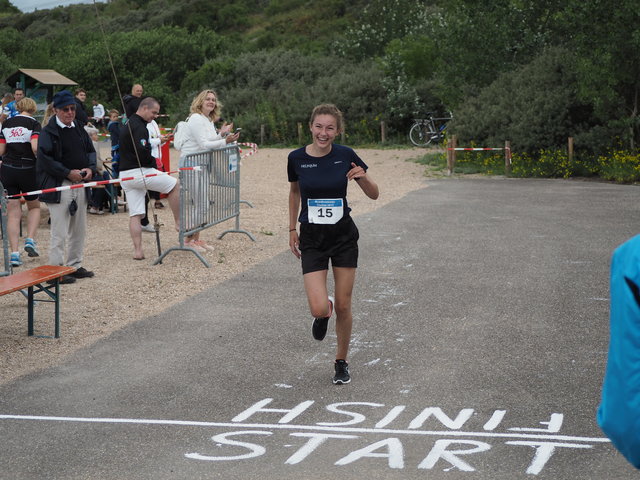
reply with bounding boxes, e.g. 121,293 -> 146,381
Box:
559,0 -> 640,148
430,0 -> 564,106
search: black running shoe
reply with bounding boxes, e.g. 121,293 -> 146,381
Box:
311,296 -> 334,341
333,359 -> 351,384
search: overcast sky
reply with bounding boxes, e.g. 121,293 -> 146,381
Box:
10,0 -> 107,12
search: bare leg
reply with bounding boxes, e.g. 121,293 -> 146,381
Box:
129,214 -> 145,259
166,183 -> 180,231
332,267 -> 356,361
303,269 -> 331,318
25,199 -> 41,240
6,199 -> 21,252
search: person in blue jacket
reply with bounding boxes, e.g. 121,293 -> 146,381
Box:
288,104 -> 379,385
598,234 -> 640,469
0,88 -> 24,122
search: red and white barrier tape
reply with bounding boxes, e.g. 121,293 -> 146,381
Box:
238,142 -> 258,158
6,167 -> 202,199
447,147 -> 509,151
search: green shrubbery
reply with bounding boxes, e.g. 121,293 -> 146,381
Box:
597,150 -> 640,183
509,151 -> 597,179
450,47 -> 606,156
179,49 -> 387,145
414,147 -> 640,183
0,0 -> 638,171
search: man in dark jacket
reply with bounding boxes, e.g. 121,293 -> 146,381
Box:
37,90 -> 96,283
122,83 -> 144,120
119,97 -> 180,260
73,88 -> 90,126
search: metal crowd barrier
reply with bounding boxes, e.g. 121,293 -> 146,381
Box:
1,181 -> 10,276
154,144 -> 255,267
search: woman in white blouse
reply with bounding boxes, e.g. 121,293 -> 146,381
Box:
180,90 -> 240,251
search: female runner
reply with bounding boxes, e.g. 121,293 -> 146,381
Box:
288,104 -> 379,384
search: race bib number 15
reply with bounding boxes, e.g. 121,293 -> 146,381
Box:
308,198 -> 343,224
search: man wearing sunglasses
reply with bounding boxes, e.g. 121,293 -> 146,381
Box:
36,90 -> 97,284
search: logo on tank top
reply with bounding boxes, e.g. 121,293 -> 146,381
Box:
300,163 -> 317,168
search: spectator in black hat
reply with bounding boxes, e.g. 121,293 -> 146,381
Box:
36,89 -> 97,283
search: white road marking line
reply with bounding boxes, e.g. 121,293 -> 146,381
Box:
0,414 -> 611,443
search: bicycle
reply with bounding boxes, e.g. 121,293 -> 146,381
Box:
409,112 -> 453,147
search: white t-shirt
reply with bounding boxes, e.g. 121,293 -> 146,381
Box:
146,120 -> 162,159
180,113 -> 226,156
92,103 -> 105,120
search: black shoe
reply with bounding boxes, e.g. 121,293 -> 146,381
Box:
47,275 -> 76,285
311,296 -> 334,341
312,317 -> 329,341
333,360 -> 351,385
71,267 -> 94,279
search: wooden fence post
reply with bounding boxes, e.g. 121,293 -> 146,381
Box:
568,137 -> 574,163
380,121 -> 386,143
505,140 -> 512,175
260,124 -> 265,145
297,122 -> 304,145
447,135 -> 457,176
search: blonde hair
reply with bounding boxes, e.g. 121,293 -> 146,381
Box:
309,103 -> 344,133
42,102 -> 55,125
190,89 -> 222,121
16,97 -> 37,115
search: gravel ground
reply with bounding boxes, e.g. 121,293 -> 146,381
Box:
0,145 -> 430,384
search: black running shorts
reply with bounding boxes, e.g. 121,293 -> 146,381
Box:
0,163 -> 38,201
299,216 -> 359,274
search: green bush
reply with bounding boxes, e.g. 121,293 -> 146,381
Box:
413,147 -> 609,179
509,149 -> 599,178
598,150 -> 640,183
178,49 -> 386,145
455,151 -> 505,175
52,27 -> 226,113
450,47 -> 603,155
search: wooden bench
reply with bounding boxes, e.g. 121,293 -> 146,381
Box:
0,265 -> 76,338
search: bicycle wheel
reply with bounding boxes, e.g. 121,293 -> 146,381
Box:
409,123 -> 433,147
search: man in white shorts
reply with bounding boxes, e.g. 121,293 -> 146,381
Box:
118,97 -> 180,260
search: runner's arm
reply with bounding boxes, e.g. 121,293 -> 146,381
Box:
289,181 -> 301,258
348,162 -> 379,200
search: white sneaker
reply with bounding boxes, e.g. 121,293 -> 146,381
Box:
141,224 -> 156,232
10,252 -> 22,267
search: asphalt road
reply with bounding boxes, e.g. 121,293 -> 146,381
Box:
1,177 -> 639,479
